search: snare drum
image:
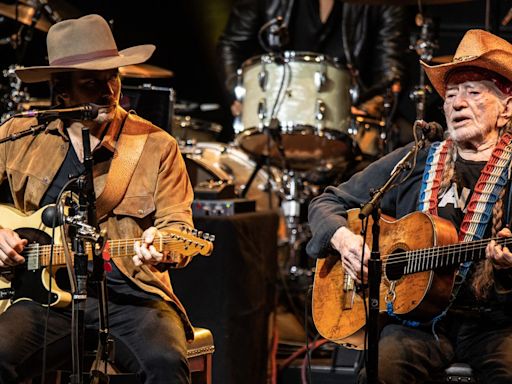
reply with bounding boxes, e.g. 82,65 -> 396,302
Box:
235,51 -> 352,171
181,142 -> 281,210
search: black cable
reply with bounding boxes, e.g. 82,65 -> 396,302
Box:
40,177 -> 78,382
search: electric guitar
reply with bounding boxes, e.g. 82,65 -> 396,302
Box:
312,208 -> 503,350
0,204 -> 214,308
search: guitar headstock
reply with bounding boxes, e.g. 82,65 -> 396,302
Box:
165,227 -> 215,257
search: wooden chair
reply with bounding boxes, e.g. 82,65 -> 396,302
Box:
188,327 -> 215,384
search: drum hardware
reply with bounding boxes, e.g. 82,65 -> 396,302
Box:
382,80 -> 402,153
278,169 -> 314,278
409,14 -> 437,121
314,61 -> 327,92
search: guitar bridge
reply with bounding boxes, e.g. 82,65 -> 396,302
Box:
342,274 -> 356,309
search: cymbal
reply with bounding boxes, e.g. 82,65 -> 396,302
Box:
0,2 -> 52,32
431,55 -> 454,64
119,64 -> 174,79
341,0 -> 472,5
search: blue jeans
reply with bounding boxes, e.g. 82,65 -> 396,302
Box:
0,296 -> 190,384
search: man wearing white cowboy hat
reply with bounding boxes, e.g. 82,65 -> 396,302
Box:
307,29 -> 512,383
0,14 -> 194,383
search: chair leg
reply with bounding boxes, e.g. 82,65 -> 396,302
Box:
190,354 -> 213,384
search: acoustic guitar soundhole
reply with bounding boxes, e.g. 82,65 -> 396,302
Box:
384,248 -> 407,281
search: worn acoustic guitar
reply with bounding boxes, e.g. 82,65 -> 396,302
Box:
0,204 -> 214,309
312,208 -> 502,350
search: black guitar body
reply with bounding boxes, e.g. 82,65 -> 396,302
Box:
11,228 -> 59,306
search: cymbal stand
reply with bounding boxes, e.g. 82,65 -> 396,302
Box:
409,14 -> 437,121
279,170 -> 312,278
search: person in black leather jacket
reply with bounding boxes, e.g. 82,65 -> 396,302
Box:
217,0 -> 407,122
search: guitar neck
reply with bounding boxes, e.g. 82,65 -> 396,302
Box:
402,236 -> 512,275
24,232 -> 211,269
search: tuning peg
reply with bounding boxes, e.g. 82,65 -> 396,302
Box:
209,234 -> 216,242
191,229 -> 198,236
197,231 -> 203,238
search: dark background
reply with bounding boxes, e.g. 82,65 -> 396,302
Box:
1,0 -> 512,142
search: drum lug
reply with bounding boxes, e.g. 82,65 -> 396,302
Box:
234,68 -> 245,101
315,99 -> 326,123
314,60 -> 327,92
258,61 -> 268,91
258,98 -> 267,122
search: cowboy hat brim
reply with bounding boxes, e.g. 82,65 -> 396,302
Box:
15,44 -> 156,83
421,48 -> 512,98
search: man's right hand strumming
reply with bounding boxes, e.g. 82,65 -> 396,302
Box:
330,226 -> 370,284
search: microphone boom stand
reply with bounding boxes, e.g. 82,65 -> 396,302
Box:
359,132 -> 428,384
70,127 -> 109,384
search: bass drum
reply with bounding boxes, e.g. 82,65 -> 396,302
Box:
182,142 -> 281,210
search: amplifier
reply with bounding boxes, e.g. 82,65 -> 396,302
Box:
192,198 -> 256,217
120,84 -> 174,133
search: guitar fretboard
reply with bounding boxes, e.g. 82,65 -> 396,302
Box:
22,233 -> 212,270
389,237 -> 512,275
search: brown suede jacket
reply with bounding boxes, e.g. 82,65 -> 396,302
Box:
0,106 -> 196,339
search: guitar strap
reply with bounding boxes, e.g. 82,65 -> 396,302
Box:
387,133 -> 512,335
95,110 -> 149,221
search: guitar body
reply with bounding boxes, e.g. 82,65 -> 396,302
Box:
0,205 -> 71,308
312,209 -> 459,349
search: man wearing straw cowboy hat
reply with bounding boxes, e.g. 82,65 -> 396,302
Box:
0,14 -> 194,383
307,29 -> 512,383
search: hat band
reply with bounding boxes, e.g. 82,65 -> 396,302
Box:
50,49 -> 119,66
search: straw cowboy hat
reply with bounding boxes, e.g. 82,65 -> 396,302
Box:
421,29 -> 512,98
16,14 -> 155,83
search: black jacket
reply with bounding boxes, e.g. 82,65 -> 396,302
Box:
217,0 -> 407,104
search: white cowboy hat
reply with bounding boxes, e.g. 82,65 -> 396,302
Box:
16,14 -> 155,83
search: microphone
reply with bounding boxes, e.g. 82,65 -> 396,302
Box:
41,205 -> 63,228
15,103 -> 100,121
268,16 -> 289,52
415,120 -> 444,142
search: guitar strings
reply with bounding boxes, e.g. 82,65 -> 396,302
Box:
323,236 -> 511,278
21,234 -> 211,263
